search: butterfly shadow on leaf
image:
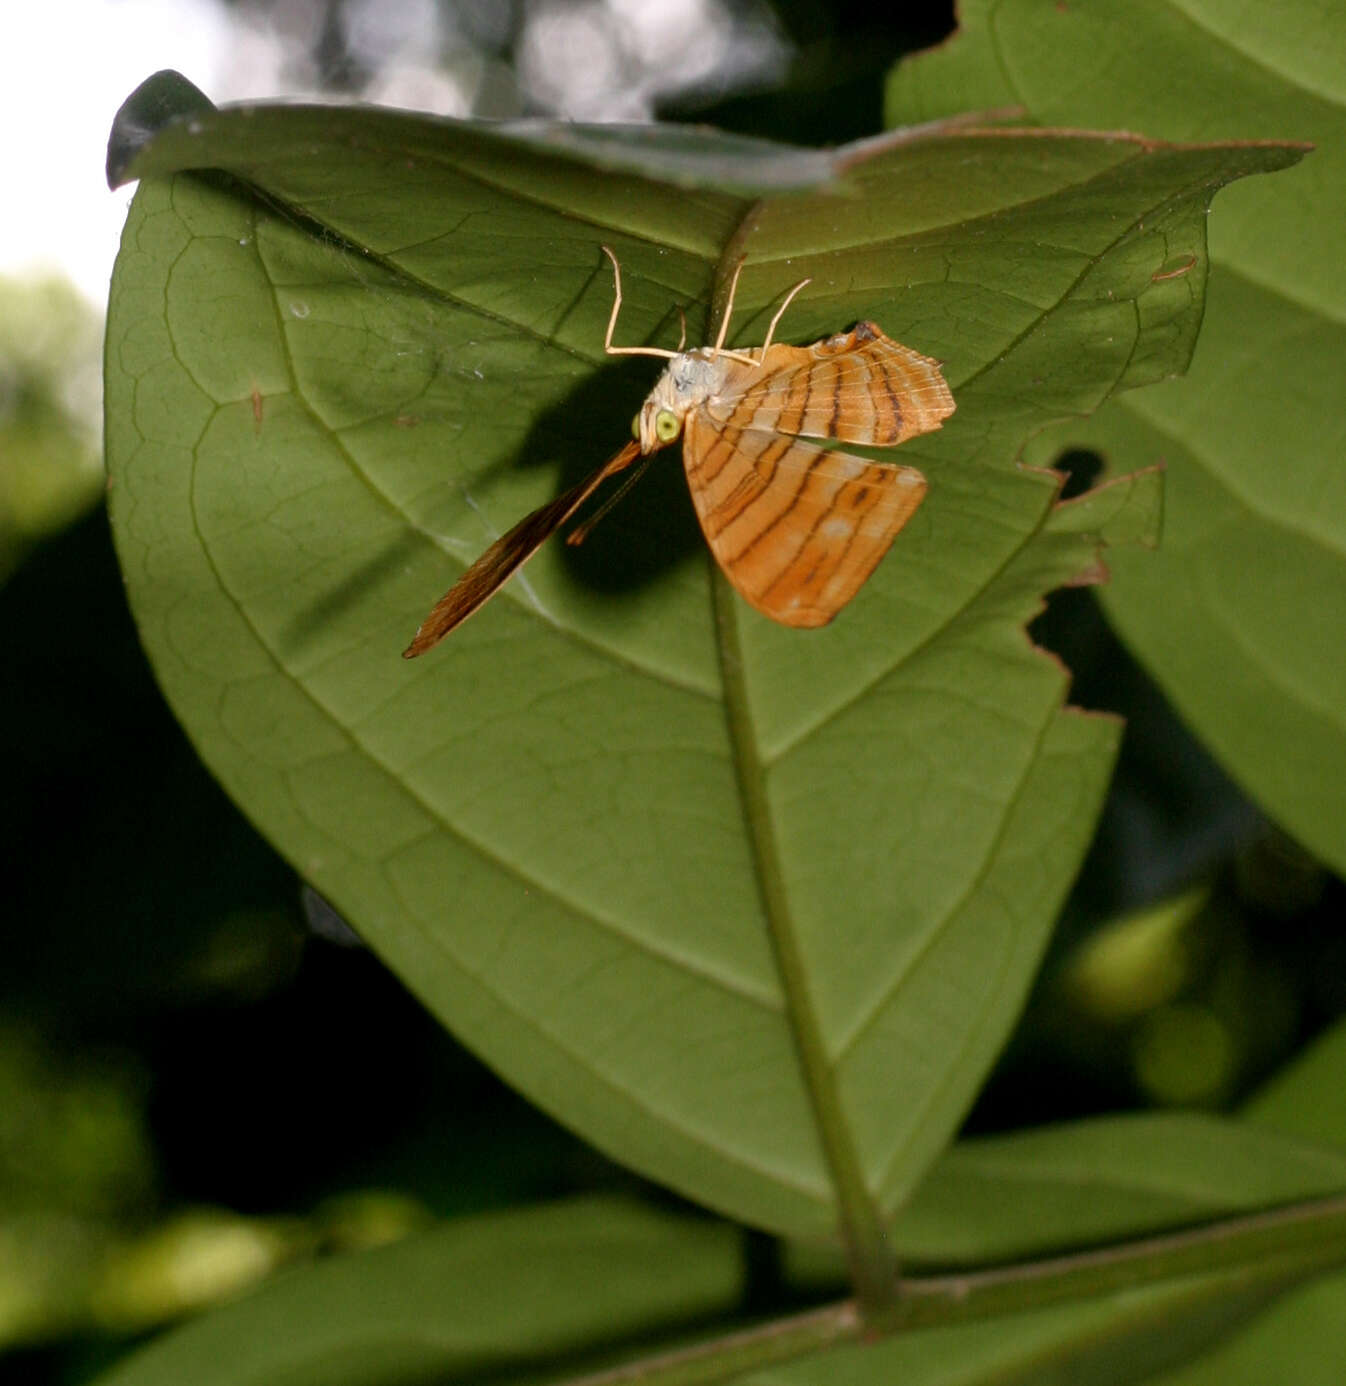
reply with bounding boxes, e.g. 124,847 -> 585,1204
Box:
531,354 -> 707,601
275,350 -> 703,660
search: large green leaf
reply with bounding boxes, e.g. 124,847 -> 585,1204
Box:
887,0 -> 1346,873
104,74 -> 1299,1242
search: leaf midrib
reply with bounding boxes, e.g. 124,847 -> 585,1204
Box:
710,564 -> 899,1298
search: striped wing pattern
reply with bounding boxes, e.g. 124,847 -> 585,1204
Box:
683,323 -> 950,627
405,316 -> 954,650
702,322 -> 955,447
682,411 -> 928,628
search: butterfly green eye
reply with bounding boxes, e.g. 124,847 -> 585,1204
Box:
654,409 -> 681,443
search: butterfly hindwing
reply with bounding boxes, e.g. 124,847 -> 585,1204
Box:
682,410 -> 927,628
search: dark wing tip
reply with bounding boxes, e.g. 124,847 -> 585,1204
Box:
402,601 -> 463,658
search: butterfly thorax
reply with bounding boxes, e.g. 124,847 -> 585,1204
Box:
636,349 -> 739,454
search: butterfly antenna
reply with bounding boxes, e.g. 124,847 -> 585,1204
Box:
759,276 -> 812,356
711,257 -> 745,360
565,454 -> 655,546
601,244 -> 678,361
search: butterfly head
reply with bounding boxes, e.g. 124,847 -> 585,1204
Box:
633,350 -> 731,454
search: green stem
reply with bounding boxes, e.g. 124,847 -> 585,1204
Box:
711,569 -> 900,1319
895,1192 -> 1346,1325
566,1302 -> 861,1386
561,1194 -> 1346,1386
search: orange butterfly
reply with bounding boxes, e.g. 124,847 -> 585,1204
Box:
403,248 -> 954,657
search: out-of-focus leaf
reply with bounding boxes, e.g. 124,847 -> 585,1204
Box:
1141,1270 -> 1346,1386
894,1111 -> 1346,1264
888,0 -> 1345,873
89,1197 -> 740,1386
87,1114 -> 1346,1386
1129,1022 -> 1346,1386
103,74 -> 1299,1239
0,277 -> 103,582
1245,1017 -> 1346,1149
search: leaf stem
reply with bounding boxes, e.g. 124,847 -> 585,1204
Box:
560,1193 -> 1346,1386
710,569 -> 901,1319
564,1301 -> 861,1386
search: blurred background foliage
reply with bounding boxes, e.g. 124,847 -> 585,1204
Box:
3,2 -> 1342,1382
0,279 -> 103,584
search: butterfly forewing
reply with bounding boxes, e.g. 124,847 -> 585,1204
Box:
403,441 -> 641,656
704,323 -> 954,448
682,411 -> 927,627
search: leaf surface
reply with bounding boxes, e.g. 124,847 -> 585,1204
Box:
104,74 -> 1299,1239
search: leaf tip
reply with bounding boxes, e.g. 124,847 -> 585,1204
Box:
107,69 -> 216,190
